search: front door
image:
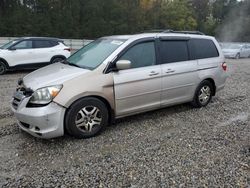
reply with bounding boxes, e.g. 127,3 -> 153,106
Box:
7,40 -> 34,66
113,41 -> 162,117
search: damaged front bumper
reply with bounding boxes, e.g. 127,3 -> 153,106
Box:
11,91 -> 65,139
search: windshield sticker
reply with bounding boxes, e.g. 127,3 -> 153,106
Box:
111,40 -> 123,45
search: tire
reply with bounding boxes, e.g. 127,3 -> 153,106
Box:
65,97 -> 109,139
191,80 -> 214,108
0,61 -> 7,75
51,57 -> 64,64
235,53 -> 240,59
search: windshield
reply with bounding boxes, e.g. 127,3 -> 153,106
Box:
67,38 -> 126,70
225,44 -> 242,50
0,40 -> 18,49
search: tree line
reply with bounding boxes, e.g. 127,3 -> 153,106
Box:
0,0 -> 249,41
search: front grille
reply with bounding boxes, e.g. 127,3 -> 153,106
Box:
12,88 -> 30,110
20,122 -> 30,129
12,91 -> 25,110
12,97 -> 21,110
12,81 -> 33,110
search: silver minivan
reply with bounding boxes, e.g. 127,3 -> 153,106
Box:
11,31 -> 228,139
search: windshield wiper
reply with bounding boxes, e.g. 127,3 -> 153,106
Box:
68,63 -> 82,68
64,60 -> 82,68
61,59 -> 70,64
61,59 -> 90,69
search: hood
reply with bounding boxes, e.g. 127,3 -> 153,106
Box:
0,49 -> 7,53
23,63 -> 90,90
222,49 -> 240,53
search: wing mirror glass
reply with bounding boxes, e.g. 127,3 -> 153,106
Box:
116,60 -> 131,70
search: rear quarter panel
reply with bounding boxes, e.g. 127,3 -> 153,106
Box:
197,38 -> 227,92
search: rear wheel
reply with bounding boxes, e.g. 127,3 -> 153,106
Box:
0,61 -> 7,75
191,80 -> 213,108
51,57 -> 64,64
65,97 -> 109,139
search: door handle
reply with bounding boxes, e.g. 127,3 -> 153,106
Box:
165,69 -> 175,74
149,71 -> 159,76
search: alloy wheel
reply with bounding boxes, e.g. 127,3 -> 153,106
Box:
198,85 -> 211,105
75,106 -> 102,133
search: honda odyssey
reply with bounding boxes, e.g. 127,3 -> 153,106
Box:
11,31 -> 227,139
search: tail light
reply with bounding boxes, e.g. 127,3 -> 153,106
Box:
222,62 -> 227,71
64,48 -> 71,52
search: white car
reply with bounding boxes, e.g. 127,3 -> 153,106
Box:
0,37 -> 71,75
222,43 -> 250,59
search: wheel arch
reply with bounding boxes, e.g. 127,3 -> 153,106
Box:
203,78 -> 216,96
50,55 -> 66,63
0,58 -> 9,68
236,53 -> 240,59
65,95 -> 115,125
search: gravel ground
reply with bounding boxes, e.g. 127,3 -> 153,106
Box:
0,59 -> 249,187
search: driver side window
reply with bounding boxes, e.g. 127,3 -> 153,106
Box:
13,40 -> 32,49
119,41 -> 156,69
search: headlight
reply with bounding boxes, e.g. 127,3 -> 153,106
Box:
28,85 -> 62,105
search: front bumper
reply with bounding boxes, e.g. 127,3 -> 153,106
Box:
223,53 -> 237,58
11,96 -> 66,139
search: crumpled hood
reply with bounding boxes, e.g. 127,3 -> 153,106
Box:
23,63 -> 90,91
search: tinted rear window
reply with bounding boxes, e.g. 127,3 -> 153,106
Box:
189,39 -> 219,60
50,41 -> 59,46
33,40 -> 53,48
159,40 -> 189,64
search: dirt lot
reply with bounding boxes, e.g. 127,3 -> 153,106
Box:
0,59 -> 249,187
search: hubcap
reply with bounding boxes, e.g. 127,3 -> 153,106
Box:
75,106 -> 102,133
198,85 -> 211,105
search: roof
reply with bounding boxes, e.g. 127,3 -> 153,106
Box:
104,32 -> 214,41
16,37 -> 63,42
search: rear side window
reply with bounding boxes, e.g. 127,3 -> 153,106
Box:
159,40 -> 189,64
33,40 -> 53,48
189,39 -> 219,60
119,42 -> 156,69
50,41 -> 59,47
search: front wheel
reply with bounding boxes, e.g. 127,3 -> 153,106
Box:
235,53 -> 240,59
65,97 -> 109,139
0,61 -> 7,75
191,80 -> 213,108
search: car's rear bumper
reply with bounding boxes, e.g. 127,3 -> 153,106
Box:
11,97 -> 65,139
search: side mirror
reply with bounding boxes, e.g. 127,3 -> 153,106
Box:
116,60 -> 131,70
9,47 -> 16,51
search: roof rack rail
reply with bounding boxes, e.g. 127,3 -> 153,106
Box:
143,29 -> 173,33
143,29 -> 205,35
166,30 -> 205,35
